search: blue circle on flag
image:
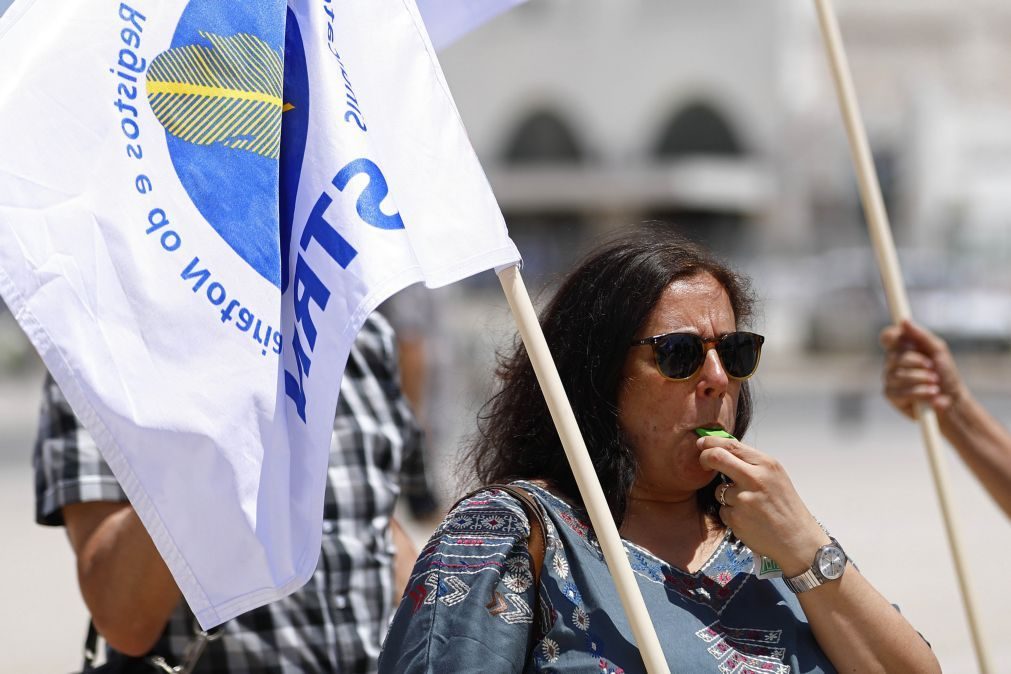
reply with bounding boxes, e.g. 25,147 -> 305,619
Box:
152,1 -> 309,289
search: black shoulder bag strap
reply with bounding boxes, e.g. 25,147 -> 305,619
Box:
80,617 -> 221,673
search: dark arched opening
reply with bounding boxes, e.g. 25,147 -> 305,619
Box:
502,109 -> 585,164
654,102 -> 744,158
649,102 -> 749,255
499,109 -> 588,292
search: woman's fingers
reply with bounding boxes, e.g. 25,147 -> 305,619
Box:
697,437 -> 796,496
889,366 -> 937,387
884,357 -> 946,410
879,323 -> 903,349
884,346 -> 936,383
900,319 -> 949,357
882,334 -> 946,418
698,447 -> 747,484
697,437 -> 759,483
882,322 -> 961,394
893,349 -> 935,371
697,435 -> 763,463
701,444 -> 826,567
881,319 -> 936,351
887,383 -> 940,400
881,321 -> 947,369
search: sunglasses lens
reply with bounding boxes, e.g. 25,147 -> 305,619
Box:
717,332 -> 762,379
655,334 -> 704,379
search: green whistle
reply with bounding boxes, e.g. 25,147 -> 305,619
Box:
694,428 -> 735,440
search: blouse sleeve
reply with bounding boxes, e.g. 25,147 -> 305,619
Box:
379,488 -> 540,673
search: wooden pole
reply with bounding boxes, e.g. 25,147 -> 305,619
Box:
497,264 -> 671,674
812,1 -> 992,671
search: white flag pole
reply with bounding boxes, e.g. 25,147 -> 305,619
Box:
497,264 -> 671,674
812,1 -> 992,672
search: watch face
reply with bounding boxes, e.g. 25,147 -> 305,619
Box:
817,545 -> 847,580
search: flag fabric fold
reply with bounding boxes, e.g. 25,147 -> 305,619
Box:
0,0 -> 518,628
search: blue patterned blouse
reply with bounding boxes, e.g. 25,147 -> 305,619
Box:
379,481 -> 836,673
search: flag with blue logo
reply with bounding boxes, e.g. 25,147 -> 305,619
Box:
0,0 -> 519,628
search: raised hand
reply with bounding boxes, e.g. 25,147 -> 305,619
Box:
880,319 -> 965,419
697,435 -> 829,577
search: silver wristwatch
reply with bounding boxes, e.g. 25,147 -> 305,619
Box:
783,537 -> 847,594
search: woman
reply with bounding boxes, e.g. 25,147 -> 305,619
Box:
379,229 -> 938,672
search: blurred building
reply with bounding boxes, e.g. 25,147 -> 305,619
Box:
1,0 -> 1008,407
439,0 -> 1011,352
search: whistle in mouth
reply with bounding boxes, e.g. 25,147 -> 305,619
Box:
694,428 -> 735,440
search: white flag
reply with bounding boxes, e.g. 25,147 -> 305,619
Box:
0,0 -> 518,628
417,0 -> 528,50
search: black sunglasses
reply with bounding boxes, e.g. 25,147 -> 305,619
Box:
630,331 -> 765,381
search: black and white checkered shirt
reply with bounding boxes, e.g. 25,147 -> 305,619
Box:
34,312 -> 424,673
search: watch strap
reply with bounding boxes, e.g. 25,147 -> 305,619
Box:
783,568 -> 822,593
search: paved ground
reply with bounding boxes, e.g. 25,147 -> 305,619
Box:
3,353 -> 1011,672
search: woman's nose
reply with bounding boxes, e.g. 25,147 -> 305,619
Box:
697,348 -> 729,399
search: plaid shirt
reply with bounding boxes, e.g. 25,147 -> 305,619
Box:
34,313 -> 424,673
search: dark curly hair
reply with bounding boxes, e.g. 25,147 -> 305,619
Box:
465,226 -> 757,526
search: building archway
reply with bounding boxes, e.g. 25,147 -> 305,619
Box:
499,108 -> 588,292
502,109 -> 586,163
654,101 -> 744,158
649,101 -> 750,255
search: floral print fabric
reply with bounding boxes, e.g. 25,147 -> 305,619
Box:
379,482 -> 835,673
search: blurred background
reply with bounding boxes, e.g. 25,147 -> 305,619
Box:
2,0 -> 1011,671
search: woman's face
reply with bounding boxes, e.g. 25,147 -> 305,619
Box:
617,272 -> 742,500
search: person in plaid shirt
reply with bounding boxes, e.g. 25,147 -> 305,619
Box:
34,312 -> 425,673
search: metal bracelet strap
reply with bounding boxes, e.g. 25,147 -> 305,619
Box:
783,568 -> 822,594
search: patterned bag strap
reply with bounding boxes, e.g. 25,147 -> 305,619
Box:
451,483 -> 548,591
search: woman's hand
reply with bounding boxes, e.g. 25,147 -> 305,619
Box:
698,435 -> 941,672
698,436 -> 828,577
880,319 -> 966,419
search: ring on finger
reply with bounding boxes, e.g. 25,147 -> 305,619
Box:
718,482 -> 732,507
